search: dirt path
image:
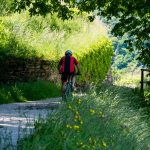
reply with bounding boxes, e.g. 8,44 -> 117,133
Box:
0,97 -> 62,150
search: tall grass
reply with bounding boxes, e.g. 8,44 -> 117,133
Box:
113,69 -> 150,106
1,12 -> 108,60
18,84 -> 150,150
0,80 -> 61,104
113,70 -> 141,88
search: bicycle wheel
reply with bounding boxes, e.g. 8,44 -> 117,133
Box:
65,82 -> 72,99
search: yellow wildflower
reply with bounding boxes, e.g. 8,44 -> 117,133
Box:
75,111 -> 79,115
99,112 -> 105,118
80,120 -> 83,124
99,112 -> 103,115
74,115 -> 79,119
77,142 -> 83,147
90,109 -> 95,114
102,140 -> 107,148
77,99 -> 82,104
66,124 -> 72,129
81,144 -> 86,148
89,137 -> 96,145
73,125 -> 80,130
68,104 -> 72,109
89,137 -> 92,143
74,118 -> 77,122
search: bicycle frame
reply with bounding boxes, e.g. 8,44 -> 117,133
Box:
61,73 -> 81,100
65,81 -> 72,99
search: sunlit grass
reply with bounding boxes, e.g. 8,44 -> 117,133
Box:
1,12 -> 108,60
0,81 -> 61,104
18,84 -> 150,150
113,70 -> 141,88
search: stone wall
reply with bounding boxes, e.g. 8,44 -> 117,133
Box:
0,58 -> 58,84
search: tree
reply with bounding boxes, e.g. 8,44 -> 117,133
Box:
0,0 -> 14,16
12,0 -> 150,67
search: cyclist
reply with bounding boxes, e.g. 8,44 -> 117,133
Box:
58,50 -> 80,96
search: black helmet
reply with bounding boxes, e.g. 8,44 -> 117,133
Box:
65,50 -> 72,55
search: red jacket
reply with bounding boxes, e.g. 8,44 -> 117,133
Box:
59,55 -> 78,73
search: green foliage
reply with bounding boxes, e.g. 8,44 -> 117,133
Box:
12,0 -> 150,67
0,10 -> 112,96
0,12 -> 112,84
49,14 -> 82,33
113,71 -> 141,89
0,0 -> 14,16
112,35 -> 140,70
0,21 -> 37,59
79,38 -> 113,83
18,84 -> 150,150
0,81 -> 60,104
0,12 -> 108,60
111,35 -> 142,85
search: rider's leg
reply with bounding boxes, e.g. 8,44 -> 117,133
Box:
71,74 -> 76,90
61,73 -> 67,97
62,82 -> 66,96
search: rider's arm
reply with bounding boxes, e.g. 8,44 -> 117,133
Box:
76,63 -> 80,73
74,57 -> 80,73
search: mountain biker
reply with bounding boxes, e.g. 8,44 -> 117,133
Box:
58,50 -> 80,96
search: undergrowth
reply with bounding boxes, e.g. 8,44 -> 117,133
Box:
0,80 -> 61,104
18,84 -> 150,150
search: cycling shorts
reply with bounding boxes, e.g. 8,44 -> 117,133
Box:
61,73 -> 75,82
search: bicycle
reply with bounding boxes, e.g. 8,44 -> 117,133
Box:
63,80 -> 73,100
61,73 -> 81,101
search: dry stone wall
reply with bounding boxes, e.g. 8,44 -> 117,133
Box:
0,58 -> 58,84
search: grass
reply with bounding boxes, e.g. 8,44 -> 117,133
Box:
113,69 -> 150,106
0,12 -> 108,60
113,69 -> 141,88
0,80 -> 61,104
17,83 -> 150,150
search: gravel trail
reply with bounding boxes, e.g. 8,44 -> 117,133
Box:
0,97 -> 61,150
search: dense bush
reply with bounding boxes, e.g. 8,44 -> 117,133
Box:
79,38 -> 113,83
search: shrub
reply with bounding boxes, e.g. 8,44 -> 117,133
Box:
79,38 -> 113,83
